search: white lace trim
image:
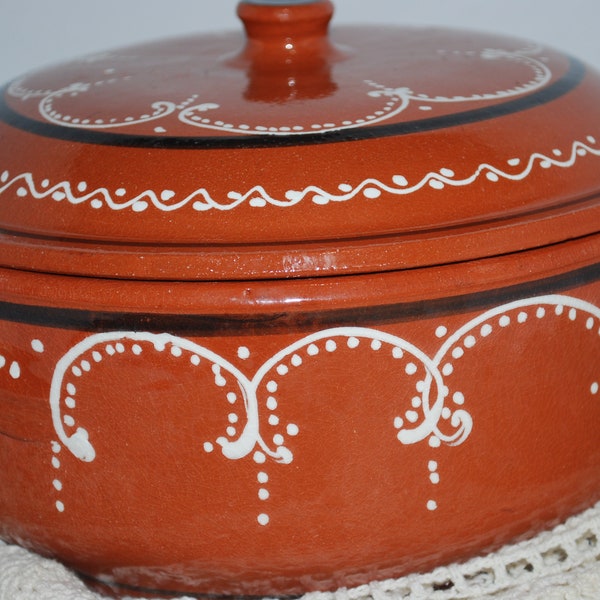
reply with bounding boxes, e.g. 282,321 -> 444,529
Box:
304,502 -> 600,600
0,502 -> 598,599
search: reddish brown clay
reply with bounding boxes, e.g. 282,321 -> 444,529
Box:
0,1 -> 599,597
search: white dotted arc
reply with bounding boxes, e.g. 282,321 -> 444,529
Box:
46,294 -> 600,526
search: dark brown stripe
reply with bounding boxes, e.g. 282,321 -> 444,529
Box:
0,58 -> 585,149
0,262 -> 598,335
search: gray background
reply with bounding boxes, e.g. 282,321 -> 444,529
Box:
1,0 -> 600,85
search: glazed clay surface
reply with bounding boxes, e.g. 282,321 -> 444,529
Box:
0,241 -> 599,596
0,1 -> 599,597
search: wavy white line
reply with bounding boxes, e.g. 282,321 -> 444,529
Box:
1,137 -> 598,214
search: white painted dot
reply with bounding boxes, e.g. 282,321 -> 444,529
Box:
238,346 -> 250,360
430,473 -> 440,485
171,346 -> 183,357
203,442 -> 214,453
269,415 -> 279,426
287,423 -> 299,436
591,382 -> 599,395
56,501 -> 65,513
63,415 -> 75,427
364,187 -> 382,199
258,472 -> 269,484
406,410 -> 419,423
464,335 -> 476,348
267,380 -> 278,393
537,307 -> 546,319
394,416 -> 404,429
569,308 -> 577,321
226,426 -> 236,437
435,326 -> 448,338
555,305 -> 564,316
518,311 -> 528,323
228,413 -> 238,424
0,355 -> 5,369
253,451 -> 266,464
370,339 -> 382,351
71,365 -> 82,377
416,380 -> 425,393
65,397 -> 76,409
190,354 -> 201,366
325,340 -> 337,352
115,343 -> 125,353
291,354 -> 303,367
452,347 -> 464,359
258,513 -> 270,526
277,364 -> 289,376
92,351 -> 103,362
273,434 -> 284,446
53,479 -> 63,491
429,436 -> 441,448
453,391 -> 465,405
105,344 -> 116,356
427,500 -> 438,511
51,441 -> 61,454
212,364 -> 227,387
411,396 -> 422,408
307,344 -> 319,356
258,488 -> 270,501
51,456 -> 60,469
266,396 -> 278,411
80,360 -> 91,372
442,363 -> 454,376
154,339 -> 167,354
428,461 -> 438,472
347,337 -> 360,349
499,315 -> 511,327
31,339 -> 45,353
403,364 -> 418,378
480,324 -> 493,337
9,362 -> 21,379
586,317 -> 595,330
442,407 -> 452,420
392,347 -> 404,359
227,392 -> 237,404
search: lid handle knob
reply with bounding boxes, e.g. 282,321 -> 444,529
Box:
236,0 -> 337,69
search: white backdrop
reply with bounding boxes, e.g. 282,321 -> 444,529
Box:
1,0 -> 600,85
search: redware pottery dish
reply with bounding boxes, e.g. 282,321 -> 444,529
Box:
0,0 -> 599,597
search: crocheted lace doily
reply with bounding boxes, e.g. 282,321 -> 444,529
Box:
0,502 -> 599,600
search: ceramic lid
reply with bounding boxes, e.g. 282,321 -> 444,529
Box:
1,0 -> 599,280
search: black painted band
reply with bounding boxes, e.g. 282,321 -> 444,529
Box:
0,58 -> 586,150
0,262 -> 598,335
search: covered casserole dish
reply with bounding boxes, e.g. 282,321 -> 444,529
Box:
0,0 -> 598,597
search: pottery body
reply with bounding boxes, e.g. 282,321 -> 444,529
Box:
0,1 -> 599,597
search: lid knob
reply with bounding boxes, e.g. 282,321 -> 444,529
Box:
236,0 -> 337,69
234,0 -> 345,101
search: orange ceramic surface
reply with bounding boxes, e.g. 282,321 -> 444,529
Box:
0,1 -> 599,598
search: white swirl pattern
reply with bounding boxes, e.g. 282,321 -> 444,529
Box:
47,293 -> 600,523
1,136 -> 598,213
7,45 -> 552,136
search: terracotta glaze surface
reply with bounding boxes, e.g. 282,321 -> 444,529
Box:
0,1 -> 599,597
